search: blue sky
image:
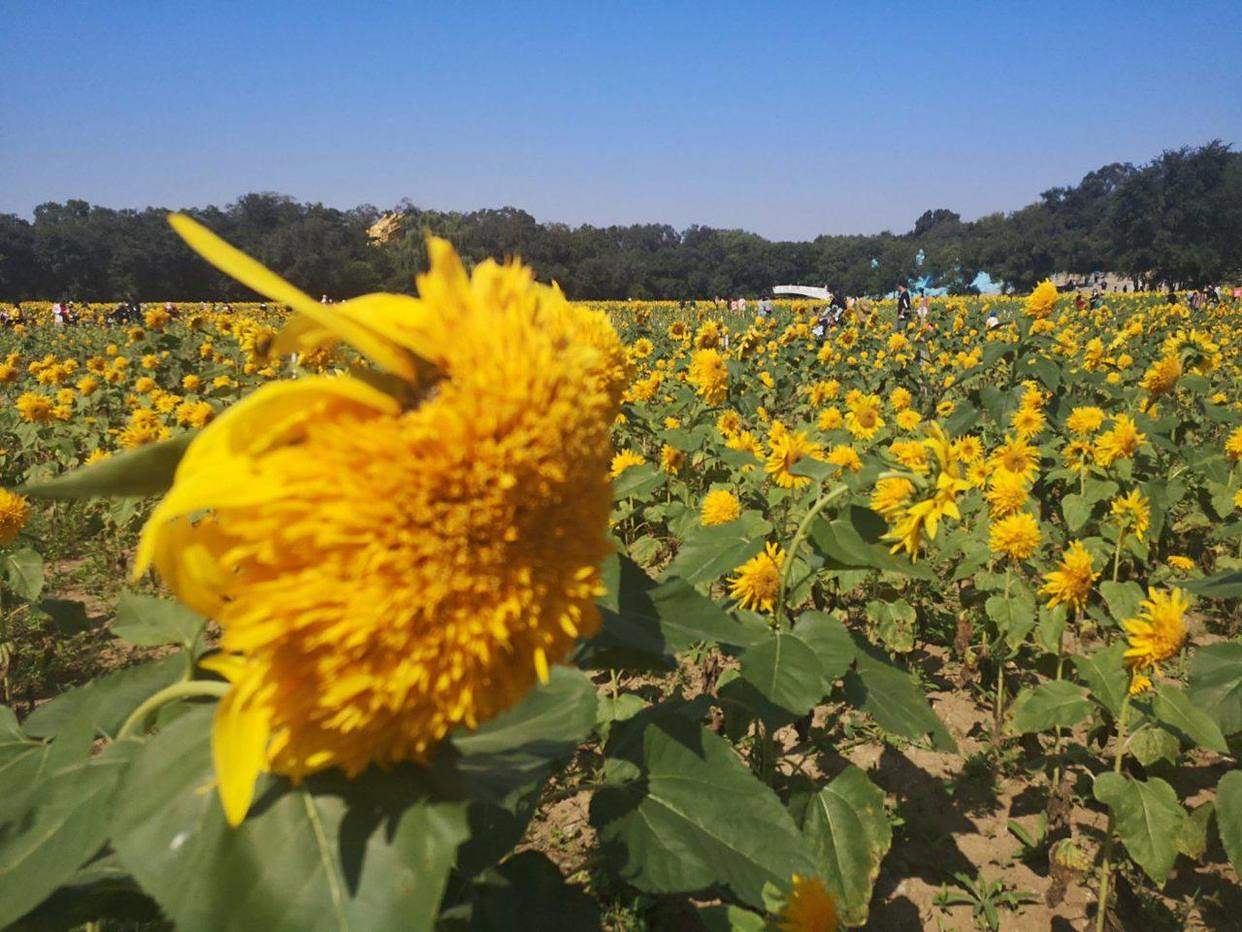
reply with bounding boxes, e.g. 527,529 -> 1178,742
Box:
2,1 -> 1238,240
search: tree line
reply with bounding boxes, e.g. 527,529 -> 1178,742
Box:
1,142 -> 1237,301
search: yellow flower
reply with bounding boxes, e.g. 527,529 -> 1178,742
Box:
76,375 -> 99,396
729,542 -> 784,613
16,391 -> 55,423
1062,438 -> 1095,472
1128,672 -> 1152,696
989,511 -> 1041,561
1110,489 -> 1150,541
84,449 -> 110,466
766,426 -> 824,489
845,394 -> 885,440
989,436 -> 1039,482
895,409 -> 922,432
777,874 -> 838,932
1040,540 -> 1098,613
882,426 -> 969,560
660,443 -> 685,475
1123,588 -> 1190,671
1140,354 -> 1182,396
952,434 -> 984,463
1024,279 -> 1058,319
701,490 -> 741,526
1225,426 -> 1242,462
935,399 -> 955,416
688,348 -> 728,405
870,477 -> 914,517
716,409 -> 742,438
610,450 -> 645,477
817,406 -> 843,431
826,444 -> 862,473
0,489 -> 30,545
1167,555 -> 1195,572
135,216 -> 624,826
1094,415 -> 1145,467
182,374 -> 203,392
1010,406 -> 1045,438
1066,407 -> 1106,438
134,375 -> 157,394
889,386 -> 912,411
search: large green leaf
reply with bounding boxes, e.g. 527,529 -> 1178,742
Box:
738,630 -> 824,716
22,655 -> 185,740
1216,770 -> 1242,878
112,592 -> 205,649
612,463 -> 663,500
1093,772 -> 1185,885
1009,681 -> 1094,734
1098,580 -> 1145,626
451,666 -> 597,807
591,717 -> 815,907
0,740 -> 139,929
793,611 -> 856,683
663,512 -> 773,587
1071,643 -> 1129,719
801,766 -> 892,927
3,548 -> 44,602
985,589 -> 1036,650
810,517 -> 935,581
463,851 -> 599,931
1061,494 -> 1092,535
1187,641 -> 1242,736
843,641 -> 955,751
869,598 -> 916,653
1183,571 -> 1242,599
1152,684 -> 1229,753
110,707 -> 469,932
22,433 -> 195,499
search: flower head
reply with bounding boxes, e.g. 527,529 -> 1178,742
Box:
777,874 -> 838,932
1024,279 -> 1058,319
729,542 -> 785,613
610,450 -> 645,477
688,348 -> 728,405
1040,539 -> 1098,613
1095,415 -> 1145,467
1110,489 -> 1150,541
0,489 -> 30,545
701,489 -> 742,526
989,511 -> 1041,561
765,425 -> 824,489
137,216 -> 625,826
1123,588 -> 1190,671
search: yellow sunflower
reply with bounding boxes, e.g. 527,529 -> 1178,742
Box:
1123,588 -> 1190,671
0,488 -> 30,545
1040,539 -> 1099,613
776,874 -> 838,932
701,490 -> 742,526
729,542 -> 785,613
989,511 -> 1042,561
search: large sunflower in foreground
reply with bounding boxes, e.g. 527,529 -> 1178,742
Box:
137,215 -> 627,825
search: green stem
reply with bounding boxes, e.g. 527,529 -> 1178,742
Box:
776,481 -> 849,625
1112,531 -> 1125,583
1095,694 -> 1132,932
117,679 -> 230,740
1051,617 -> 1068,789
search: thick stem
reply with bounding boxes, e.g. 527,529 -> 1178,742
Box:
1112,531 -> 1125,583
117,679 -> 230,740
776,481 -> 849,625
1095,695 -> 1132,932
1051,617 -> 1068,788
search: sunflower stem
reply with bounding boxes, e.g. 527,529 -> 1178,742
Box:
776,482 -> 849,625
1095,694 -> 1132,932
117,679 -> 230,740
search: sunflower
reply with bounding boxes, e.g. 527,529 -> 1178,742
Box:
1062,438 -> 1095,472
1094,414 -> 1145,467
701,489 -> 741,526
895,409 -> 922,432
817,406 -> 843,431
1123,588 -> 1190,671
808,379 -> 841,406
1225,426 -> 1242,462
1010,406 -> 1045,438
136,216 -> 625,826
1167,555 -> 1195,572
729,542 -> 785,613
952,434 -> 983,463
610,450 -> 646,477
882,425 -> 970,560
1024,279 -> 1058,319
989,511 -> 1041,561
0,488 -> 30,546
989,436 -> 1039,482
870,477 -> 914,517
15,391 -> 55,423
765,425 -> 825,489
716,409 -> 742,438
826,444 -> 862,473
1140,354 -> 1182,397
889,386 -> 912,411
1040,540 -> 1099,613
845,394 -> 885,440
1110,489 -> 1150,541
776,874 -> 838,932
688,348 -> 728,405
660,444 -> 685,475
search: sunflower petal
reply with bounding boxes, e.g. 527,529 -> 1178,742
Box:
211,678 -> 270,827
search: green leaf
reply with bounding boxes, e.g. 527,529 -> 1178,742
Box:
985,590 -> 1036,650
22,433 -> 195,499
1183,571 -> 1242,599
22,655 -> 185,740
3,548 -> 44,602
1125,723 -> 1180,766
809,517 -> 934,581
792,611 -> 856,683
1099,580 -> 1145,626
452,667 -> 597,808
739,631 -> 824,716
110,707 -> 469,932
844,641 -> 956,751
697,904 -> 767,932
1009,681 -> 1093,734
0,739 -> 139,929
662,512 -> 772,586
869,598 -> 916,653
1216,770 -> 1242,878
1061,494 -> 1092,534
801,766 -> 892,927
1176,802 -> 1214,860
1152,684 -> 1229,752
591,718 -> 815,907
1093,773 -> 1185,885
1187,641 -> 1242,736
465,851 -> 599,931
1034,605 -> 1067,655
1072,643 -> 1129,719
612,462 -> 663,500
112,592 -> 205,649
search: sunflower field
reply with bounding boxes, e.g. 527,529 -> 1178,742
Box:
0,219 -> 1240,931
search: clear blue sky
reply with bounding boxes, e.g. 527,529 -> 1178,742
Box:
2,1 -> 1238,240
